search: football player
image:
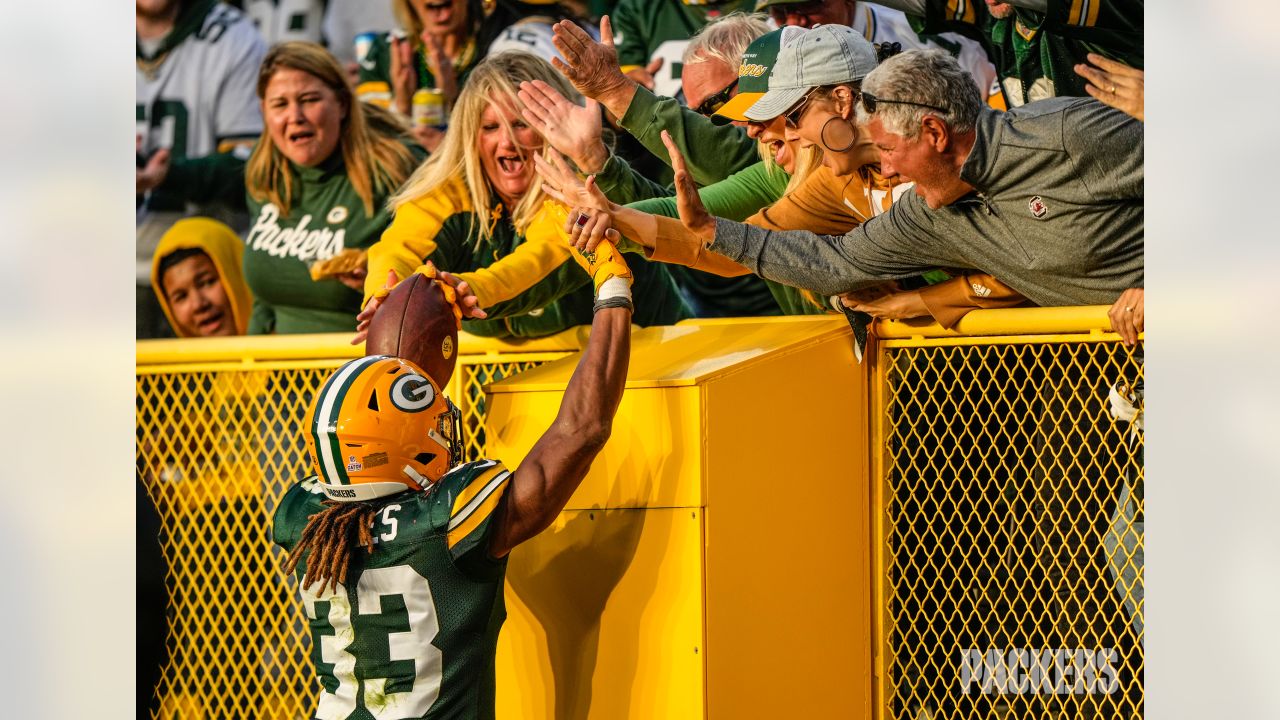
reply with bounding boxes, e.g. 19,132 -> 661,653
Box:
273,236 -> 634,719
610,0 -> 757,98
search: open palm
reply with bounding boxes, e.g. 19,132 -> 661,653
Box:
519,79 -> 606,174
534,148 -> 613,213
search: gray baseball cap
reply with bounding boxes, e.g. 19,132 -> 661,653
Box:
744,24 -> 878,122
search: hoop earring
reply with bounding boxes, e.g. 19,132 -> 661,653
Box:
819,116 -> 856,153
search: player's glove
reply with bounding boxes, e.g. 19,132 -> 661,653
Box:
569,240 -> 633,312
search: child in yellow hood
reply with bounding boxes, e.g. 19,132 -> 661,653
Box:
150,217 -> 253,337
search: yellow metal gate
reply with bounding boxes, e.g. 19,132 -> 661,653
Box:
872,309 -> 1144,719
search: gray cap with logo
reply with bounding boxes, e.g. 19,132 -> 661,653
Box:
744,24 -> 879,122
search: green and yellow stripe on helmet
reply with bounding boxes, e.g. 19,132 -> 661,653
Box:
311,355 -> 385,488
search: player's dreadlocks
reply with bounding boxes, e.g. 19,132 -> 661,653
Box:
283,497 -> 395,593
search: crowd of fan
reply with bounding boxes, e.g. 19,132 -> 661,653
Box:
137,0 -> 1144,346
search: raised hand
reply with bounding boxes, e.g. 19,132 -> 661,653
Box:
565,178 -> 623,252
519,79 -> 608,174
550,16 -> 637,118
389,34 -> 418,115
662,130 -> 715,241
1074,53 -> 1143,122
534,148 -> 616,215
421,31 -> 459,107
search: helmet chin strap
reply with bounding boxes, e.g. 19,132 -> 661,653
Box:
427,428 -> 451,451
402,464 -> 429,486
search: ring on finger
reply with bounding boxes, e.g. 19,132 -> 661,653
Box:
575,212 -> 590,227
1109,85 -> 1117,93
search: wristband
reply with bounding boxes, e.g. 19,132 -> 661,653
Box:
594,296 -> 634,313
596,275 -> 632,303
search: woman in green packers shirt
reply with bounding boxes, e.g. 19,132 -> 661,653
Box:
242,42 -> 422,334
363,51 -> 687,339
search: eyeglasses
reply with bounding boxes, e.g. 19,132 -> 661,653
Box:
858,90 -> 949,116
694,78 -> 739,117
768,0 -> 826,24
783,88 -> 820,128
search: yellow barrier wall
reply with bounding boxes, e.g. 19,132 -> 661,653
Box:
484,317 -> 870,719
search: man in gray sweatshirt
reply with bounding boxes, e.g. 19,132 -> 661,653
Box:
697,48 -> 1144,339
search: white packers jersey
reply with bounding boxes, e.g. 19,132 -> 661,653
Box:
485,17 -> 562,63
136,2 -> 265,163
244,0 -> 327,45
852,3 -> 999,102
136,2 -> 266,283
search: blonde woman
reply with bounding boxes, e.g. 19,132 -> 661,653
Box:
361,51 -> 687,339
240,41 -> 422,334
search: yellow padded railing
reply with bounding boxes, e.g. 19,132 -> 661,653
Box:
870,306 -> 1144,720
136,330 -> 582,720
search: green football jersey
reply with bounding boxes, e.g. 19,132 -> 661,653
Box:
273,460 -> 513,720
911,0 -> 1143,106
611,0 -> 757,98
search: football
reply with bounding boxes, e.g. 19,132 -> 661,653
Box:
365,273 -> 460,388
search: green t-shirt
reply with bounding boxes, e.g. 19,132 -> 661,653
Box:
273,460 -> 513,720
243,146 -> 423,334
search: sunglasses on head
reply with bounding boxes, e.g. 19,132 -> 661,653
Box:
694,78 -> 739,117
858,91 -> 949,116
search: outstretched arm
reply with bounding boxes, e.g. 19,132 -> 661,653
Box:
488,240 -> 634,557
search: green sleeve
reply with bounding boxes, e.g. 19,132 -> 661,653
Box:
160,151 -> 248,210
618,87 -> 759,187
248,297 -> 276,335
628,160 -> 788,221
593,152 -> 672,205
612,0 -> 649,67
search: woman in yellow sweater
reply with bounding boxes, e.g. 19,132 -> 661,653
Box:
361,51 -> 687,339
